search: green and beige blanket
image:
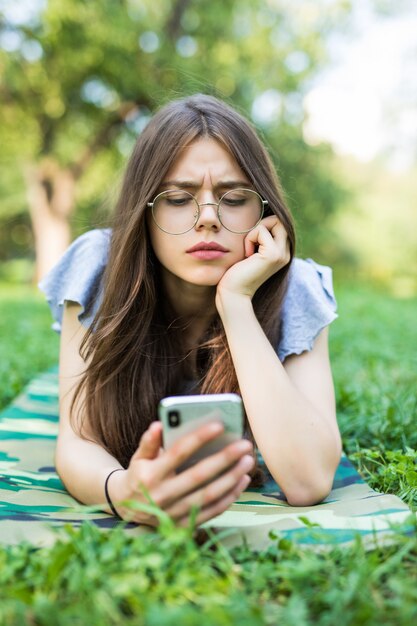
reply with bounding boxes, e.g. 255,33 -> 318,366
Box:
0,369 -> 414,549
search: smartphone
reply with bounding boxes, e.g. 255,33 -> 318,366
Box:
158,393 -> 244,473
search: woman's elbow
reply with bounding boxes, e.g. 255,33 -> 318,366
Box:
54,430 -> 78,480
54,439 -> 67,481
284,459 -> 340,507
285,478 -> 333,507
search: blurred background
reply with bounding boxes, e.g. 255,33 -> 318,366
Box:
1,0 -> 416,295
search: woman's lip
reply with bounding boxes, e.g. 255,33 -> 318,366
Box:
186,242 -> 229,252
188,250 -> 227,260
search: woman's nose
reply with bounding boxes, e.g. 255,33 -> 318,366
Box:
195,199 -> 221,231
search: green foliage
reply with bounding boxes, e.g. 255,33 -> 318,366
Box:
0,517 -> 416,624
267,124 -> 352,258
330,156 -> 417,291
351,448 -> 417,509
0,0 -> 353,259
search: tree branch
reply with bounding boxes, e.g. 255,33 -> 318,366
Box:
69,97 -> 153,180
166,0 -> 192,41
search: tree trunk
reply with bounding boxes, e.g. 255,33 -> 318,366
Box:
25,161 -> 75,282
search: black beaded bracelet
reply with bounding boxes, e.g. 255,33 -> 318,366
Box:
104,468 -> 124,518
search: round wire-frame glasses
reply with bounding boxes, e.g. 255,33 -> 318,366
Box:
147,188 -> 269,235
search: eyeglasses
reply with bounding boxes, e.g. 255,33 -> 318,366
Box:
147,188 -> 268,235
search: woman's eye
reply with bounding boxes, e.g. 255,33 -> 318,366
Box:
222,196 -> 245,206
167,196 -> 190,206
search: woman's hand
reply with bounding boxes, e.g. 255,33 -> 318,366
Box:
217,216 -> 290,302
107,421 -> 254,527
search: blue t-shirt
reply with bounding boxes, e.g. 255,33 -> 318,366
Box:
39,228 -> 338,362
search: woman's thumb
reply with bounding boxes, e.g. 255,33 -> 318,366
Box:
132,422 -> 162,461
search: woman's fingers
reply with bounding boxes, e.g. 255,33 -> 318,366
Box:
131,421 -> 163,461
156,436 -> 253,506
155,421 -> 225,476
159,451 -> 254,516
244,221 -> 290,271
177,473 -> 252,528
126,422 -> 254,527
128,421 -> 228,496
245,217 -> 285,252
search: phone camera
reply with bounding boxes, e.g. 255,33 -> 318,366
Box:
168,410 -> 180,428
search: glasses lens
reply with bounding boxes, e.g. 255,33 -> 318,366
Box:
152,190 -> 199,234
219,189 -> 264,233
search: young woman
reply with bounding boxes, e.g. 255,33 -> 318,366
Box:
40,94 -> 342,528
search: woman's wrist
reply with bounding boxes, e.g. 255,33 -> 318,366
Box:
105,467 -> 128,517
215,287 -> 253,322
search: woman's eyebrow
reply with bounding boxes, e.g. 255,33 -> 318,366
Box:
160,180 -> 200,189
216,180 -> 252,189
160,179 -> 251,189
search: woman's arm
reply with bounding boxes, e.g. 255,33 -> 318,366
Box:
217,292 -> 341,505
56,301 -> 125,507
57,302 -> 254,525
216,218 -> 342,506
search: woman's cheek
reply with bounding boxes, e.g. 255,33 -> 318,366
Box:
234,235 -> 247,261
228,249 -> 246,268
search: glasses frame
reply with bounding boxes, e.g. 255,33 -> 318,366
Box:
147,188 -> 269,235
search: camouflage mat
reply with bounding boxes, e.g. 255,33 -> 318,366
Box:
0,368 -> 415,550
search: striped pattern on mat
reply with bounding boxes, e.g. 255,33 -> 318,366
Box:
0,369 -> 415,550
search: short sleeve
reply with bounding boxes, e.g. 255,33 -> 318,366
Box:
277,258 -> 338,362
38,229 -> 111,333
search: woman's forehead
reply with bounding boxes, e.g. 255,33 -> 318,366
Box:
164,137 -> 248,185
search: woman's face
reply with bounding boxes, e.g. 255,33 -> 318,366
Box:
147,137 -> 252,289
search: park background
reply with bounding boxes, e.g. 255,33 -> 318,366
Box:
1,0 -> 416,291
0,1 -> 416,624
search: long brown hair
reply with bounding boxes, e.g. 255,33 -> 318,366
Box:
72,94 -> 296,484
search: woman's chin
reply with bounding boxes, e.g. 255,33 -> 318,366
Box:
186,268 -> 228,287
161,264 -> 232,290
184,276 -> 221,288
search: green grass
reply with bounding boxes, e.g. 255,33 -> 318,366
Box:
0,285 -> 59,410
0,282 -> 416,625
330,284 -> 417,510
